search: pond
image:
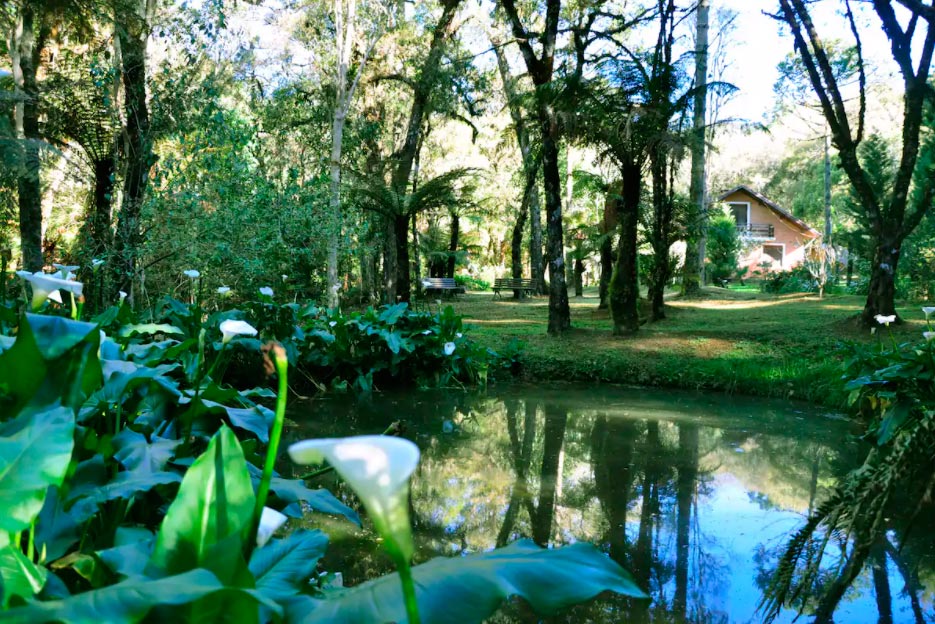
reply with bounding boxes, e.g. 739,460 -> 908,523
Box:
285,384 -> 935,623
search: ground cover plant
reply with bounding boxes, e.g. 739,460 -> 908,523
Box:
0,273 -> 645,622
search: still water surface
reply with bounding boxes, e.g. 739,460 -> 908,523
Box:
287,385 -> 935,623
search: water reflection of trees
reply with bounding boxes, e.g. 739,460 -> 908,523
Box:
291,390 -> 935,623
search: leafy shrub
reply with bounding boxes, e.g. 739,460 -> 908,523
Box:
454,274 -> 490,291
759,266 -> 818,294
706,212 -> 740,285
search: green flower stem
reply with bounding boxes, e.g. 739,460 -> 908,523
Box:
26,522 -> 35,562
253,345 -> 288,540
394,554 -> 421,624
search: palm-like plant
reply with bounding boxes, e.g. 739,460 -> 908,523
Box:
350,167 -> 477,300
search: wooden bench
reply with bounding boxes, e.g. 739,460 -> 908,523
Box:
492,278 -> 538,299
420,277 -> 465,298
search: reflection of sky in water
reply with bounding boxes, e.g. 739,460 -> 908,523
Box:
292,386 -> 935,623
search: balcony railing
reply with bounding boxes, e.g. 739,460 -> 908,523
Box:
736,223 -> 775,238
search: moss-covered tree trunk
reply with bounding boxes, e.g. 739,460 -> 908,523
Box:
609,163 -> 641,335
15,5 -> 43,272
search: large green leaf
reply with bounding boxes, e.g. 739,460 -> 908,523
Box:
148,425 -> 255,584
285,540 -> 647,624
0,568 -> 235,624
112,429 -> 181,474
246,465 -> 359,525
0,405 -> 75,547
249,530 -> 328,602
118,323 -> 185,339
0,545 -> 47,607
67,470 -> 182,520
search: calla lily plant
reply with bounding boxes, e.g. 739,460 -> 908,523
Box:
289,435 -> 422,622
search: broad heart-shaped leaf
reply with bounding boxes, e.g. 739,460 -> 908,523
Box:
0,545 -> 47,607
285,540 -> 647,624
112,428 -> 181,474
249,530 -> 329,602
246,464 -> 360,526
23,314 -> 99,361
0,405 -> 74,547
67,470 -> 182,520
148,425 -> 255,585
197,399 -> 274,442
0,568 -> 259,624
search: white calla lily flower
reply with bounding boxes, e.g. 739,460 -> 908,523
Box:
183,269 -> 200,279
924,331 -> 935,342
217,286 -> 231,296
923,306 -> 935,318
259,286 -> 274,297
52,264 -> 80,279
91,258 -> 105,269
17,271 -> 84,311
219,319 -> 257,344
118,290 -> 128,303
289,436 -> 420,560
443,342 -> 456,356
874,314 -> 896,326
256,507 -> 288,547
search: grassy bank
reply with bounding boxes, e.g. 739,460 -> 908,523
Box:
438,287 -> 929,407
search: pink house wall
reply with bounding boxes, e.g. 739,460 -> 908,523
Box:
720,189 -> 819,273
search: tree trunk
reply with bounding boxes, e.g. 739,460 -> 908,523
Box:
111,6 -> 152,300
15,5 -> 42,272
574,257 -> 584,297
327,109 -> 345,308
411,211 -> 421,296
682,0 -> 709,295
510,198 -> 528,298
446,212 -> 458,278
609,164 -> 641,335
383,215 -> 397,303
598,184 -> 620,310
388,0 -> 461,300
649,150 -> 670,321
530,185 -> 544,293
538,98 -> 571,334
394,213 -> 411,303
91,157 -> 116,257
861,239 -> 900,325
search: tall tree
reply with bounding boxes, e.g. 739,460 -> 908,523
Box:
385,0 -> 463,303
326,0 -> 387,308
776,0 -> 935,326
681,0 -> 709,295
499,0 -> 573,335
489,21 -> 542,298
111,0 -> 156,300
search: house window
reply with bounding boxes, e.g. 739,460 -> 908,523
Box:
762,244 -> 784,268
728,202 -> 749,227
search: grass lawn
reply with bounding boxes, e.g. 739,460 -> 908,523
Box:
439,286 -> 930,407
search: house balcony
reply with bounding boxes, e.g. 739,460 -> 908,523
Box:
736,223 -> 775,239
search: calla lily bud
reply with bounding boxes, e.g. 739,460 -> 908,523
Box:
288,436 -> 420,561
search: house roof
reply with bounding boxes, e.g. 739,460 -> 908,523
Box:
718,184 -> 821,237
